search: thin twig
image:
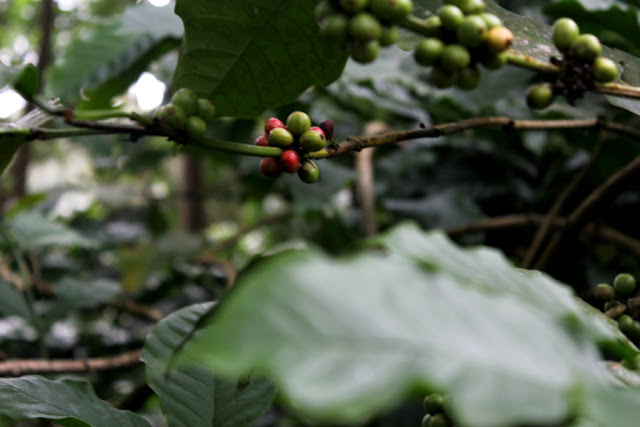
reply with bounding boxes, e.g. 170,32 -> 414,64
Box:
521,130 -> 607,268
0,349 -> 142,377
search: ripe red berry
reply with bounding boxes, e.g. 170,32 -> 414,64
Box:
264,117 -> 285,133
309,126 -> 325,138
260,157 -> 282,178
254,134 -> 269,146
280,150 -> 301,173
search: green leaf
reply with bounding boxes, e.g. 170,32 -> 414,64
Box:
173,0 -> 348,118
47,2 -> 182,108
44,277 -> 121,319
0,376 -> 150,426
142,303 -> 275,427
8,211 -> 96,251
0,128 -> 31,177
184,222 -> 636,426
10,64 -> 39,101
0,279 -> 31,319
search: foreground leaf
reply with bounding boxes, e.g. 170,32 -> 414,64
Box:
185,222 -> 637,426
0,376 -> 150,426
142,302 -> 275,427
173,0 -> 347,118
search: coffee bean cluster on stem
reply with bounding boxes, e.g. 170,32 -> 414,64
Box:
153,88 -> 217,142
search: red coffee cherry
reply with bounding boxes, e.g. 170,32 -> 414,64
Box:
260,157 -> 283,178
264,117 -> 285,133
254,134 -> 269,146
280,150 -> 301,173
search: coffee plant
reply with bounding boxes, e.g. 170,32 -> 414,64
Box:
2,0 -> 640,426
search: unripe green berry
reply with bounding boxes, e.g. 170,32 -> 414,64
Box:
185,116 -> 207,138
320,14 -> 349,42
485,26 -> 514,53
438,5 -> 464,31
286,111 -> 311,137
196,98 -> 217,124
570,34 -> 602,62
421,415 -> 431,427
314,0 -> 335,22
339,0 -> 369,13
630,321 -> 640,337
604,300 -> 622,312
614,273 -> 636,297
481,52 -> 507,69
171,88 -> 198,116
441,44 -> 471,71
423,393 -> 444,415
458,0 -> 486,14
370,0 -> 413,23
479,13 -> 502,29
428,67 -> 458,89
155,104 -> 186,130
350,40 -> 380,64
379,27 -> 399,47
618,314 -> 634,332
552,18 -> 580,52
592,57 -> 618,83
268,127 -> 295,147
349,13 -> 382,41
429,413 -> 450,427
298,160 -> 320,183
457,67 -> 480,90
456,15 -> 488,48
526,83 -> 555,110
414,38 -> 445,66
594,283 -> 615,302
299,129 -> 326,152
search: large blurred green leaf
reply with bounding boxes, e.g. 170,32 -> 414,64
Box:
0,376 -> 150,426
173,0 -> 348,118
8,212 -> 96,251
184,222 -> 638,426
142,302 -> 275,427
44,278 -> 121,319
47,2 -> 182,108
0,279 -> 31,319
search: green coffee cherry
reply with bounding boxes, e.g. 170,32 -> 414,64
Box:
441,44 -> 471,71
618,314 -> 634,332
268,127 -> 295,147
185,116 -> 207,138
485,26 -> 514,53
570,34 -> 602,62
457,67 -> 480,90
481,52 -> 508,69
349,13 -> 382,41
196,98 -> 217,124
594,283 -> 615,302
339,0 -> 369,13
298,160 -> 320,183
479,13 -> 502,29
630,321 -> 640,337
286,111 -> 311,136
552,18 -> 580,52
429,413 -> 450,427
171,88 -> 198,116
314,0 -> 335,21
414,38 -> 445,66
370,0 -> 413,23
350,40 -> 380,64
423,393 -> 444,415
320,14 -> 349,42
421,415 -> 432,427
526,83 -> 555,110
155,104 -> 186,130
458,0 -> 486,14
614,273 -> 636,297
299,129 -> 326,152
425,16 -> 443,37
456,15 -> 488,48
438,5 -> 464,30
604,300 -> 622,312
429,67 -> 458,89
592,57 -> 618,83
379,27 -> 399,47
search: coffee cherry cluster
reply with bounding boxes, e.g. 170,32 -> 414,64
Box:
315,0 -> 414,64
413,1 -> 513,90
256,111 -> 325,183
526,18 -> 619,109
422,393 -> 453,427
593,273 -> 640,347
154,88 -> 217,141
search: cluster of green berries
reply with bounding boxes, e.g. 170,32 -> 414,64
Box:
413,0 -> 514,90
526,18 -> 619,110
315,0 -> 413,64
256,111 -> 327,183
422,393 -> 452,427
594,273 -> 640,349
154,88 -> 217,140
